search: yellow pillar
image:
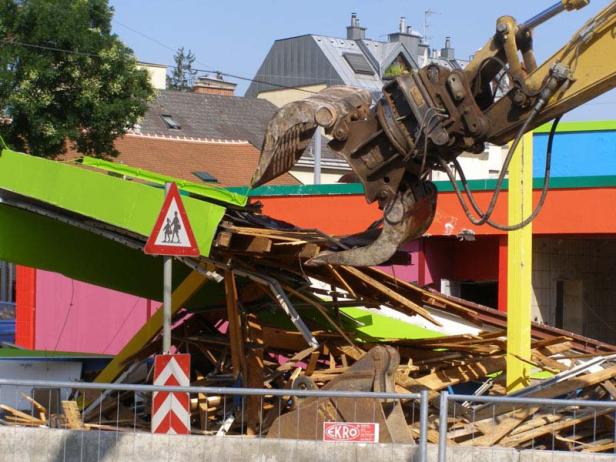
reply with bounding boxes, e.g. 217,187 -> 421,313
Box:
506,132 -> 533,393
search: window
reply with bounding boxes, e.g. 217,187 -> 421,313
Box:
342,53 -> 374,75
193,171 -> 218,183
0,261 -> 15,304
161,114 -> 181,130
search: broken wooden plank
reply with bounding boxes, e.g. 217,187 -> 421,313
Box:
341,266 -> 442,326
61,401 -> 84,430
20,393 -> 47,423
0,405 -> 45,425
464,406 -> 540,447
305,351 -> 320,377
224,270 -> 246,380
245,313 -> 265,436
500,409 -> 611,447
408,356 -> 506,391
328,266 -> 357,298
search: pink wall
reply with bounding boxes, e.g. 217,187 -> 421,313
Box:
35,270 -> 153,354
377,241 -> 421,283
32,238 -> 500,354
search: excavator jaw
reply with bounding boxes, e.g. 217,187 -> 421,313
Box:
251,86 -> 372,188
251,85 -> 438,267
306,181 -> 437,267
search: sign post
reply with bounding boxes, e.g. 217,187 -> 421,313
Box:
163,184 -> 172,353
145,182 -> 200,354
145,183 -> 200,434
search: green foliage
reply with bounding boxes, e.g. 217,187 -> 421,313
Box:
0,0 -> 153,158
167,47 -> 197,91
383,63 -> 405,78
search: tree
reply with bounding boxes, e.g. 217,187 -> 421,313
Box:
0,0 -> 153,158
167,47 -> 197,91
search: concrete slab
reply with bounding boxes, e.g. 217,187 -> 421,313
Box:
519,449 -> 615,462
8,427 -> 613,462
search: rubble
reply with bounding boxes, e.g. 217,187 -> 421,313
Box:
2,213 -> 616,452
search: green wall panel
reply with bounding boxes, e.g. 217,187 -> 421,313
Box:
0,149 -> 225,256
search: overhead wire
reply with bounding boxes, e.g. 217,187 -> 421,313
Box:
1,37 -> 321,94
112,19 -> 321,94
113,19 -> 177,53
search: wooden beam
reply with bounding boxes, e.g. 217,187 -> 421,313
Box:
530,365 -> 616,399
403,356 -> 506,391
464,406 -> 540,446
0,404 -> 45,425
328,265 -> 356,298
341,266 -> 442,326
500,409 -> 611,447
245,313 -> 264,436
62,401 -> 84,430
225,270 -> 246,380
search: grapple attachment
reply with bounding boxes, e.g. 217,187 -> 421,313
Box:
251,86 -> 372,187
252,83 -> 441,267
307,181 -> 437,267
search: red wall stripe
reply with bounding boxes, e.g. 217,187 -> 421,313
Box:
15,265 -> 36,349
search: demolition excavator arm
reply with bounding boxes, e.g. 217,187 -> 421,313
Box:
252,0 -> 616,267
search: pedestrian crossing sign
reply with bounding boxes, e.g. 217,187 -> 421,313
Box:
144,183 -> 200,256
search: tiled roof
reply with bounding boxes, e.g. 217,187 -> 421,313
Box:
66,134 -> 300,187
139,90 -> 279,148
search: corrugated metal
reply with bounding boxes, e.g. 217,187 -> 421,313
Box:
311,35 -> 383,95
245,35 -> 344,97
246,33 -> 465,99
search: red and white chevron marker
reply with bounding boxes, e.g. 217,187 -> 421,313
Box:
152,354 -> 191,434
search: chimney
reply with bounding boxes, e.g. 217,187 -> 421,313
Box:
346,13 -> 366,40
388,19 -> 422,58
440,36 -> 455,60
193,73 -> 237,96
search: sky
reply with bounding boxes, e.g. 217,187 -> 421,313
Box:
108,0 -> 616,121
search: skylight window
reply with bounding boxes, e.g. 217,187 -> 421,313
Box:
161,114 -> 181,130
193,171 -> 218,183
342,53 -> 374,75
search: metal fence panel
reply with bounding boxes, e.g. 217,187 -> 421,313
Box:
0,378 -> 428,462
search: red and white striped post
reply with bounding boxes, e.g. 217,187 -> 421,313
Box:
151,354 -> 191,434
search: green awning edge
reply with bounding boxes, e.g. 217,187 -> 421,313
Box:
227,175 -> 616,197
82,156 -> 248,207
535,120 -> 616,134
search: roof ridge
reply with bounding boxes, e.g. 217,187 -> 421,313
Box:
126,132 -> 251,145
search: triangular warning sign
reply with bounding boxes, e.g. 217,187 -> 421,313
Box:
144,183 -> 200,256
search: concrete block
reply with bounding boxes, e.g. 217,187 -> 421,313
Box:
519,449 -> 616,462
16,427 -> 616,462
425,444 -> 519,462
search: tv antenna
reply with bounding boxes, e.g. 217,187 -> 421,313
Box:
424,9 -> 441,45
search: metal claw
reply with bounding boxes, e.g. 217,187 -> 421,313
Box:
251,86 -> 372,188
307,181 -> 437,267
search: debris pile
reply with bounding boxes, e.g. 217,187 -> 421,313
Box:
2,215 -> 616,452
